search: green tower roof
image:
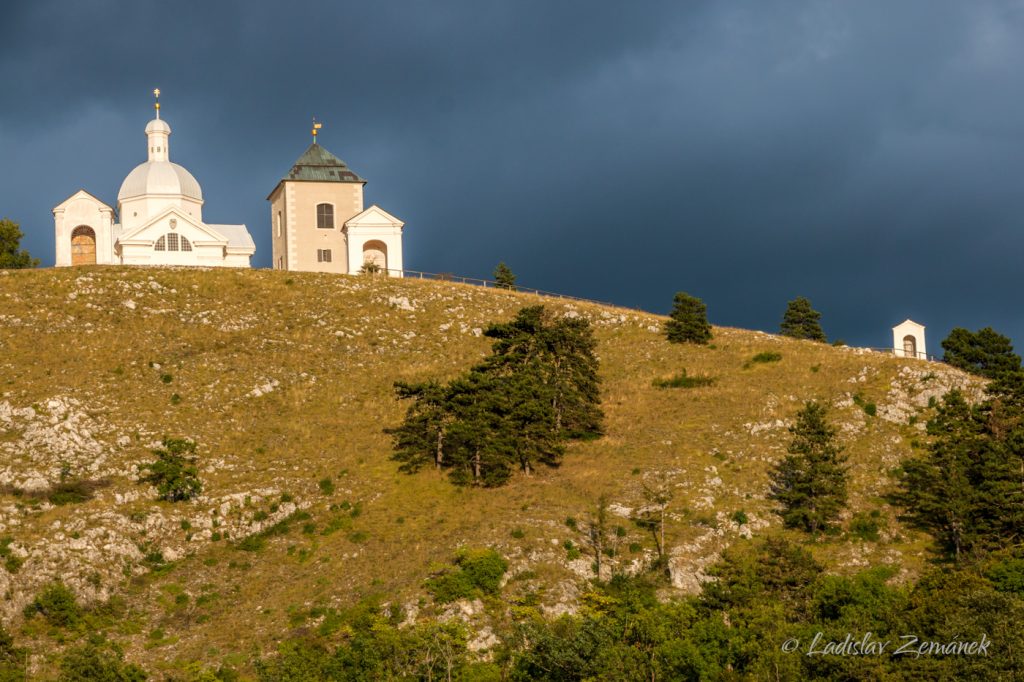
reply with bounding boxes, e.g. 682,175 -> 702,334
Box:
284,143 -> 364,183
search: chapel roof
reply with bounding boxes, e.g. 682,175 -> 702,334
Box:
283,143 -> 364,183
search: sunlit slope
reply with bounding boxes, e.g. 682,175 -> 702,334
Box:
0,266 -> 980,670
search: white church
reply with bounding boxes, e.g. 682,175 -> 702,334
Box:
53,92 -> 255,268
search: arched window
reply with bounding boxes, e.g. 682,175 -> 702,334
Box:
317,203 -> 334,229
154,234 -> 191,252
362,240 -> 388,273
903,335 -> 917,359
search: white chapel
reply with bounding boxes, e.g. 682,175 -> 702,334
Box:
53,91 -> 255,268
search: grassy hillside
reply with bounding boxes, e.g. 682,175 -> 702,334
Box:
0,266 -> 982,676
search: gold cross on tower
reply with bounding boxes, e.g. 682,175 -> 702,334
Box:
312,116 -> 323,144
154,88 -> 161,119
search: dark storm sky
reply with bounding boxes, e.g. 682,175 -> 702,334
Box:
3,0 -> 1024,349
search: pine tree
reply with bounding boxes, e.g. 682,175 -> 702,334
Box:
894,389 -> 1024,561
386,305 -> 603,486
779,297 -> 826,342
769,401 -> 848,533
664,292 -> 712,344
443,371 -> 517,487
386,381 -> 453,472
493,262 -> 516,290
483,306 -> 604,439
941,327 -> 1023,383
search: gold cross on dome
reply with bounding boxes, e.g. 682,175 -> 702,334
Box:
154,88 -> 161,118
312,116 -> 323,143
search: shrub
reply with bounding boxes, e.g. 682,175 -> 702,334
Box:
731,510 -> 749,525
0,537 -> 23,574
0,623 -> 27,680
425,548 -> 508,603
23,582 -> 81,628
140,438 -> 202,502
318,478 -> 334,495
849,510 -> 883,542
47,479 -> 104,506
986,558 -> 1024,595
0,218 -> 39,269
360,261 -> 382,275
652,370 -> 715,388
749,352 -> 783,365
236,535 -> 266,552
510,528 -> 525,539
863,402 -> 877,417
57,637 -> 147,681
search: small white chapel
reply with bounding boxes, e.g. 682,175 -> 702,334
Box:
53,90 -> 255,268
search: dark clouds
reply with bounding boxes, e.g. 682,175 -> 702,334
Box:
3,0 -> 1024,349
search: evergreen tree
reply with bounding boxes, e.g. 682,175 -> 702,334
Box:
894,389 -> 1024,561
664,292 -> 712,344
386,381 -> 452,472
484,305 -> 604,439
0,218 -> 38,269
941,327 -> 1023,383
779,297 -> 826,342
702,536 -> 822,616
769,401 -> 848,533
493,262 -> 516,290
386,305 -> 603,486
443,371 -> 518,487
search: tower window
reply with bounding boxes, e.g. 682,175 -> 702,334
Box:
317,203 -> 334,229
155,236 -> 166,251
317,249 -> 332,263
167,233 -> 180,251
180,236 -> 192,251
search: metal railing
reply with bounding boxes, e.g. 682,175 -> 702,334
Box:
371,268 -> 939,362
862,347 -> 940,362
378,267 -> 635,311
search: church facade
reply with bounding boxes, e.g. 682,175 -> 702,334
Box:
268,133 -> 404,275
53,95 -> 255,268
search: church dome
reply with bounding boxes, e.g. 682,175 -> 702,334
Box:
117,116 -> 203,203
118,161 -> 203,202
145,118 -> 171,135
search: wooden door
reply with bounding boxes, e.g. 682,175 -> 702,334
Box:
71,226 -> 97,266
